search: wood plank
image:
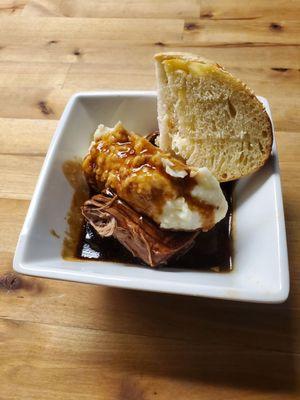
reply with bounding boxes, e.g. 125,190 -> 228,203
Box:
0,0 -> 28,16
0,154 -> 44,199
0,16 -> 184,42
0,118 -> 56,155
1,39 -> 300,70
62,61 -> 154,90
199,0 -> 300,20
2,16 -> 300,46
1,319 -> 298,400
0,87 -> 72,120
22,0 -> 300,21
183,19 -> 300,45
0,200 -> 29,252
0,61 -> 70,88
22,0 -> 201,18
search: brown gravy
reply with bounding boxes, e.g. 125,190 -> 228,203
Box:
76,182 -> 234,272
82,128 -> 217,231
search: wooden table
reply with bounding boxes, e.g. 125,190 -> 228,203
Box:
0,1 -> 299,398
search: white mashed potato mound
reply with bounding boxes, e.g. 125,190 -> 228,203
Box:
160,197 -> 201,230
161,167 -> 228,230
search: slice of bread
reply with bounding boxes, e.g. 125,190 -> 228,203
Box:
154,52 -> 273,182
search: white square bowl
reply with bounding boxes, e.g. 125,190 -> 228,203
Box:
13,91 -> 289,303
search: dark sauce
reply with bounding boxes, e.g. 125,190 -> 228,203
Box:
76,182 -> 234,272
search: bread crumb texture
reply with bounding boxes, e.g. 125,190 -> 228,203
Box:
155,52 -> 273,182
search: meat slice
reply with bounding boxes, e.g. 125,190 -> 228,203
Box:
81,191 -> 198,267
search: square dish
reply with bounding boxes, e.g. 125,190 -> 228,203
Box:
13,91 -> 289,303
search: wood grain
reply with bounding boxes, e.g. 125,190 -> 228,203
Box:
0,0 -> 28,15
0,1 -> 299,399
0,16 -> 184,42
22,0 -> 201,18
22,0 -> 300,21
0,118 -> 56,155
0,61 -> 70,88
1,15 -> 299,45
182,19 -> 300,45
0,200 -> 29,252
199,0 -> 300,20
0,154 -> 44,199
1,39 -> 300,69
0,317 -> 299,400
0,87 -> 72,119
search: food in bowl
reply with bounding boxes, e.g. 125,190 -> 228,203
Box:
64,53 -> 273,269
82,122 -> 228,231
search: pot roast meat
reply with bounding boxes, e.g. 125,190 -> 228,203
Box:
81,190 -> 198,267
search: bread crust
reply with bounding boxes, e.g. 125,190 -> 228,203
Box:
154,52 -> 273,182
